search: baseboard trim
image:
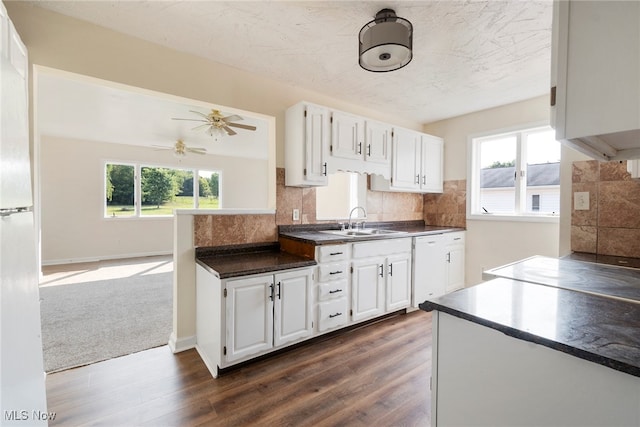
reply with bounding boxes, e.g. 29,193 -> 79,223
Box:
168,332 -> 196,353
42,251 -> 172,266
195,345 -> 219,378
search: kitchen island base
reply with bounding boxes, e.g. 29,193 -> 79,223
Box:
431,312 -> 640,426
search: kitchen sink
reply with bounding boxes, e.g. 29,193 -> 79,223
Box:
319,229 -> 407,237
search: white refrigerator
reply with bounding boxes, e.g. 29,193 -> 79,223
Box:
0,3 -> 48,425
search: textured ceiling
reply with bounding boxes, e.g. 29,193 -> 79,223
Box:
30,0 -> 553,124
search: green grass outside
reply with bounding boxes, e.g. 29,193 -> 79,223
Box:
106,196 -> 219,217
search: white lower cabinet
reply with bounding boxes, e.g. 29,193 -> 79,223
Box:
314,244 -> 350,333
196,232 -> 464,378
444,232 -> 465,293
196,265 -> 313,376
351,238 -> 412,322
351,257 -> 385,321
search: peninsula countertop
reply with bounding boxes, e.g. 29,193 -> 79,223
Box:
420,256 -> 640,378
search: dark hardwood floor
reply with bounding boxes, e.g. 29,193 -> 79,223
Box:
46,310 -> 433,426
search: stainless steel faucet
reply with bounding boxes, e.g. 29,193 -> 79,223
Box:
348,206 -> 367,230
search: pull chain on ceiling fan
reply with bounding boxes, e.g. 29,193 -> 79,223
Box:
172,109 -> 257,138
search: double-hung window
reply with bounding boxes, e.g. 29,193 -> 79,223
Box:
469,125 -> 560,221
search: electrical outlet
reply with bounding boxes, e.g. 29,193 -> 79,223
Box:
292,208 -> 300,221
574,192 -> 589,210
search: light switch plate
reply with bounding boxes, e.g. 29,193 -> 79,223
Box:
574,192 -> 590,210
292,208 -> 300,221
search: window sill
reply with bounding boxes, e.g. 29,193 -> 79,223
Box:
467,213 -> 560,223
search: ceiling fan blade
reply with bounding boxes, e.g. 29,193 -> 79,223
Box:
223,125 -> 237,136
223,114 -> 243,122
151,145 -> 171,150
171,117 -> 209,123
227,122 -> 257,131
189,110 -> 212,120
191,124 -> 211,131
187,148 -> 207,154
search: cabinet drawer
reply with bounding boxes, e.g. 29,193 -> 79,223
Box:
352,238 -> 412,258
444,232 -> 465,245
317,262 -> 348,282
317,244 -> 350,263
317,298 -> 348,332
318,279 -> 347,301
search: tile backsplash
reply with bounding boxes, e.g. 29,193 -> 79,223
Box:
194,168 -> 466,247
423,180 -> 467,229
572,160 -> 640,258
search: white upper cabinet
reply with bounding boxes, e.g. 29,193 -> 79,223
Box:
286,101 -> 396,186
420,134 -> 444,193
328,110 -> 391,177
330,110 -> 364,161
551,0 -> 640,161
285,102 -> 330,186
371,128 -> 443,193
364,119 -> 391,166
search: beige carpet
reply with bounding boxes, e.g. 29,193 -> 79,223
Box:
39,256 -> 172,373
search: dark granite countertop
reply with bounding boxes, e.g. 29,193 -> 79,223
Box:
419,277 -> 640,378
278,221 -> 464,245
484,256 -> 640,303
196,243 -> 316,279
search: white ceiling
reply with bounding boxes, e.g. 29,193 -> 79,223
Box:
37,71 -> 270,158
30,0 -> 553,125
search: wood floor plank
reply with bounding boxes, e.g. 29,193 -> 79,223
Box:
46,310 -> 433,426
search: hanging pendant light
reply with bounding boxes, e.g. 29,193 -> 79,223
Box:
359,9 -> 413,72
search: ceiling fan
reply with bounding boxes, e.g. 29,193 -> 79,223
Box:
172,109 -> 257,137
152,139 -> 206,157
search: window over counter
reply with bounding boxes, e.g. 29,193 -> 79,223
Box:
104,162 -> 220,218
468,125 -> 560,221
315,171 -> 367,220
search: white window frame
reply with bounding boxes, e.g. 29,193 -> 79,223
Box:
104,161 -> 221,219
467,122 -> 560,223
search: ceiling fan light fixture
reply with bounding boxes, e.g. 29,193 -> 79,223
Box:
208,125 -> 226,141
359,8 -> 413,72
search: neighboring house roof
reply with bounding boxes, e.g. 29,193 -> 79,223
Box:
480,162 -> 560,188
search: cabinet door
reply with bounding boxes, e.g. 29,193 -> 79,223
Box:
304,104 -> 330,185
365,120 -> 391,165
420,135 -> 443,193
273,269 -> 313,347
352,258 -> 385,321
445,241 -> 465,293
331,110 -> 363,160
225,275 -> 274,362
391,128 -> 421,190
412,235 -> 446,306
386,253 -> 412,311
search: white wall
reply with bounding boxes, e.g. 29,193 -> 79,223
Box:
425,96 -> 562,285
40,135 -> 269,263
